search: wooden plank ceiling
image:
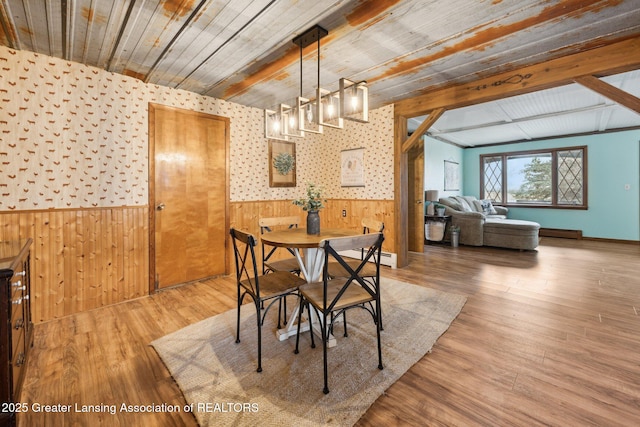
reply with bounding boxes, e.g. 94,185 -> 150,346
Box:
1,0 -> 639,144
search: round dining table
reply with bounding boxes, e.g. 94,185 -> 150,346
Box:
260,227 -> 360,282
260,227 -> 360,345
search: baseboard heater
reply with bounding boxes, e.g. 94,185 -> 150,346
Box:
337,250 -> 397,269
539,228 -> 583,239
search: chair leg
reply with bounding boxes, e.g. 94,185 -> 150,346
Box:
368,301 -> 384,330
256,299 -> 263,373
378,288 -> 384,331
277,298 -> 283,329
322,310 -> 329,394
309,303 -> 315,349
376,302 -> 383,371
294,296 -> 304,354
343,311 -> 348,337
235,288 -> 241,344
283,296 -> 288,325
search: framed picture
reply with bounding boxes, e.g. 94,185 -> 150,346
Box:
444,160 -> 460,191
340,148 -> 365,187
269,140 -> 296,187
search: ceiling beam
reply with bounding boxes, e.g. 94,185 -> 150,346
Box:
402,108 -> 445,152
392,35 -> 640,269
395,36 -> 640,118
574,75 -> 640,116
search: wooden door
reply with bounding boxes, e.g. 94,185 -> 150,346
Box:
407,145 -> 425,252
149,104 -> 229,290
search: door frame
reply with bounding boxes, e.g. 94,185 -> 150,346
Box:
148,103 -> 230,293
407,143 -> 425,253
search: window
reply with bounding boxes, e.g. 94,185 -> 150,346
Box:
480,146 -> 587,208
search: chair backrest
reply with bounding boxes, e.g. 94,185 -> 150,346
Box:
361,217 -> 384,234
259,216 -> 301,230
259,216 -> 300,272
229,228 -> 260,295
360,218 -> 384,260
321,232 -> 384,310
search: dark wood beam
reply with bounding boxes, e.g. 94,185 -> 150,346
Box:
395,36 -> 640,118
574,75 -> 640,115
394,115 -> 409,268
402,108 -> 446,153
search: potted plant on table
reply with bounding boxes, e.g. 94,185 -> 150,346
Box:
293,183 -> 326,235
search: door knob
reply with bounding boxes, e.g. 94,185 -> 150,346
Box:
156,203 -> 166,211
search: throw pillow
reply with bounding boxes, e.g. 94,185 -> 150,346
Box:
481,199 -> 498,215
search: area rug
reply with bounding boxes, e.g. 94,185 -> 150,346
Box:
151,278 -> 466,426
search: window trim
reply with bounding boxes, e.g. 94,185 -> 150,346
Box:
480,145 -> 588,209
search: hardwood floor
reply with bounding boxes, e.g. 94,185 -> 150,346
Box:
18,238 -> 640,426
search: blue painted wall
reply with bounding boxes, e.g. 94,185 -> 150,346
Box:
424,137 -> 464,199
460,130 -> 640,241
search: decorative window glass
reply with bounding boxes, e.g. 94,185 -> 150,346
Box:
482,155 -> 503,203
480,146 -> 587,209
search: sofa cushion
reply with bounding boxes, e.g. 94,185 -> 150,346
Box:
452,196 -> 475,212
484,219 -> 540,232
486,214 -> 508,220
483,219 -> 540,250
438,197 -> 462,211
461,196 -> 480,209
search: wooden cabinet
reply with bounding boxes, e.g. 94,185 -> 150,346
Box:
0,239 -> 33,427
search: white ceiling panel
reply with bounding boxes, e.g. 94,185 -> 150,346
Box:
433,123 -> 532,146
421,70 -> 640,147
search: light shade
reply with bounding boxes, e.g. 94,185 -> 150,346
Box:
317,87 -> 343,129
264,108 -> 288,141
280,103 -> 304,138
425,190 -> 439,201
297,96 -> 323,134
340,78 -> 369,123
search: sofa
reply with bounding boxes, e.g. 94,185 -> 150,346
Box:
437,196 -> 540,250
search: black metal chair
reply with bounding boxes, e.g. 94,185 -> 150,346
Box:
230,228 -> 306,373
326,218 -> 385,331
259,216 -> 302,275
294,232 -> 385,394
326,217 -> 384,280
259,216 -> 303,325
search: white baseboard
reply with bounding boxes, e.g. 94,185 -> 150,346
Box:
337,249 -> 397,269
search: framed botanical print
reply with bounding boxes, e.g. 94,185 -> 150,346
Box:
269,140 -> 296,187
340,147 -> 365,187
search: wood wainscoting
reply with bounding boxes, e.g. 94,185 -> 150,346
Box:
1,199 -> 393,324
229,199 -> 395,272
0,207 -> 149,323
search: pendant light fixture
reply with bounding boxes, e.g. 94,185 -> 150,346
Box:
295,25 -> 326,135
265,25 -> 369,141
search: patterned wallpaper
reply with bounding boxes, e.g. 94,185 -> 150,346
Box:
290,106 -> 395,200
0,45 -> 394,211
